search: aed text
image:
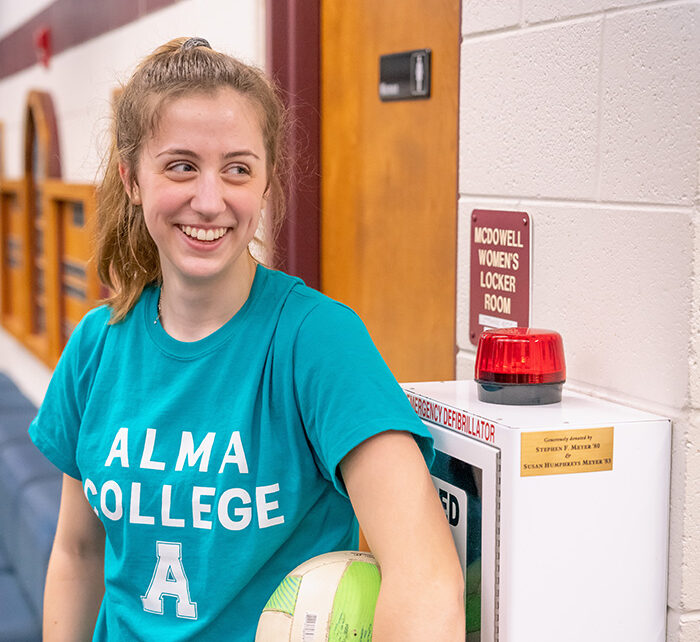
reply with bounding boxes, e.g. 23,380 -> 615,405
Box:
438,488 -> 460,527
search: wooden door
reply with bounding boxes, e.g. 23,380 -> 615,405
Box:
321,0 -> 459,382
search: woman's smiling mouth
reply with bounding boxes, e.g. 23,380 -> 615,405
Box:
177,224 -> 230,242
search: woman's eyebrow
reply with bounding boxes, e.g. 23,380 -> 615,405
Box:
223,150 -> 261,161
155,148 -> 198,158
155,148 -> 261,160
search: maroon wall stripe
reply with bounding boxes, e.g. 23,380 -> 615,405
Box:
0,0 -> 178,80
266,0 -> 320,290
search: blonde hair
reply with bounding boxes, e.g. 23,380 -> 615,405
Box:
97,37 -> 287,322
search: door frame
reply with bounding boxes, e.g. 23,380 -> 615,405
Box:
266,0 -> 321,289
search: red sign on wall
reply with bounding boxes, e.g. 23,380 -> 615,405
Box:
470,209 -> 531,345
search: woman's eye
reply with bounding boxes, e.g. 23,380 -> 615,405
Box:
167,162 -> 196,173
226,164 -> 250,176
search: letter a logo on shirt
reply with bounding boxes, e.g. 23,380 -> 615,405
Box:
141,541 -> 198,619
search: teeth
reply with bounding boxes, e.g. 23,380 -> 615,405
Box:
179,225 -> 228,242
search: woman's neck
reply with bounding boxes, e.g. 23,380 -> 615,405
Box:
158,257 -> 257,342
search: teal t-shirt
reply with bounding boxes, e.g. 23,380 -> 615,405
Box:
29,265 -> 433,641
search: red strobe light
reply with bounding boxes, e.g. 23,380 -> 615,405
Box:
475,328 -> 566,405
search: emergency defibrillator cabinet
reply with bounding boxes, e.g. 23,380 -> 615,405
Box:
403,380 -> 671,642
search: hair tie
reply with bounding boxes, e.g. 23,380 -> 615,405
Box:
181,37 -> 211,51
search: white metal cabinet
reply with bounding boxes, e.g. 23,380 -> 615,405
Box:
404,380 -> 670,642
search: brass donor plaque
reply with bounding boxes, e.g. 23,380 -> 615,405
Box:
521,427 -> 614,477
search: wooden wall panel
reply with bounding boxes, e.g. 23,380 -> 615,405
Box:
0,181 -> 27,340
1,93 -> 99,366
42,180 -> 99,365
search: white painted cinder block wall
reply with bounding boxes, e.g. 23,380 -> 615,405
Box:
456,1 -> 699,640
0,0 -> 266,183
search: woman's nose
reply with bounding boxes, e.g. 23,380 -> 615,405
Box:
191,174 -> 226,216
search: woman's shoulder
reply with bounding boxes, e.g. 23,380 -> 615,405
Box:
81,303 -> 112,326
261,266 -> 360,326
64,286 -> 151,358
70,304 -> 112,342
75,285 -> 156,337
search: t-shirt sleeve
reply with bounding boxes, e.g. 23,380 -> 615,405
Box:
28,307 -> 109,480
293,299 -> 434,497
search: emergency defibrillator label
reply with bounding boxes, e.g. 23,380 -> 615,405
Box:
405,391 -> 497,444
520,427 -> 614,476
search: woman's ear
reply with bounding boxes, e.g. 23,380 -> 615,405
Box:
118,162 -> 141,205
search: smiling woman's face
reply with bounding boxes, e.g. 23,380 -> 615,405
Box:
127,88 -> 268,289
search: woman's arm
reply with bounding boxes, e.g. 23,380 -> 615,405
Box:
340,430 -> 465,641
43,474 -> 105,641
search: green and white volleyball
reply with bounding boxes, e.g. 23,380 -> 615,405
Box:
255,551 -> 381,642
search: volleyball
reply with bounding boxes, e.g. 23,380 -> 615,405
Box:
255,551 -> 381,642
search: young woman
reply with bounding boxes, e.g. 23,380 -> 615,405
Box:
30,37 -> 464,641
